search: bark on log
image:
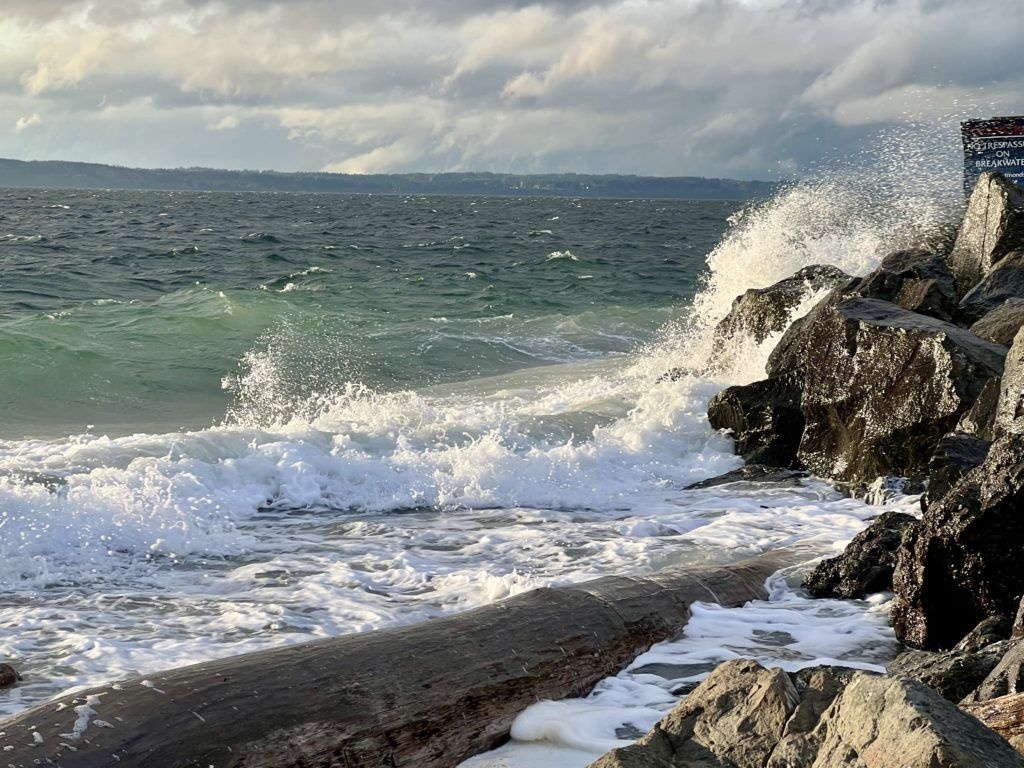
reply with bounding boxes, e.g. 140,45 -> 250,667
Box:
0,549 -> 799,768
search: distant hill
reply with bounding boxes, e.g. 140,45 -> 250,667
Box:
0,158 -> 777,200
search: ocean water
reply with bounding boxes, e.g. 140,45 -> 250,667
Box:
0,154 -> 957,755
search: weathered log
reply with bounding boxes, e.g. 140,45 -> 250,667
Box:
0,549 -> 797,768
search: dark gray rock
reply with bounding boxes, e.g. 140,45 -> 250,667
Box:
997,326 -> 1024,435
893,433 -> 1024,650
886,641 -> 1012,702
964,641 -> 1024,704
956,615 -> 1013,653
949,172 -> 1024,296
684,464 -> 808,490
802,511 -> 918,599
850,248 -> 958,321
714,264 -> 851,345
971,297 -> 1024,346
0,664 -> 19,689
795,298 -> 1004,482
706,371 -> 804,469
958,376 -> 1003,441
959,251 -> 1024,323
923,433 -> 991,509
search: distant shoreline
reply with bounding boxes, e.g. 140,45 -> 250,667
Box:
0,157 -> 778,200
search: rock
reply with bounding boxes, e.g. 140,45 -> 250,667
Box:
0,663 -> 20,688
958,377 -> 1002,441
765,667 -> 857,768
802,511 -> 918,599
794,297 -> 1004,482
961,692 -> 1024,756
805,673 -> 1024,767
959,251 -> 1024,323
886,641 -> 1012,702
971,297 -> 1024,346
997,326 -> 1024,435
948,172 -> 1024,296
706,371 -> 805,468
923,433 -> 991,509
1015,599 -> 1024,639
588,659 -> 799,768
964,641 -> 1024,703
714,265 -> 852,346
957,616 -> 1013,653
684,464 -> 808,490
893,433 -> 1024,650
850,248 -> 958,321
592,661 -> 1024,768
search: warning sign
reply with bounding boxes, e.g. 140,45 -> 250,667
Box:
962,116 -> 1024,195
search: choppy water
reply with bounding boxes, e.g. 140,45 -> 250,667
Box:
0,150 -> 958,757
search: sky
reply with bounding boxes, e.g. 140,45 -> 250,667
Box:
1,0 -> 1022,179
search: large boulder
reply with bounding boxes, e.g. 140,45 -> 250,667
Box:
794,298 -> 1004,482
997,326 -> 1024,435
730,296 -> 1005,484
802,511 -> 918,599
963,641 -> 1024,704
923,433 -> 991,509
959,251 -> 1024,323
887,641 -> 1012,702
893,434 -> 1024,650
707,372 -> 804,468
850,248 -> 958,322
588,659 -> 800,768
714,265 -> 851,345
971,297 -> 1024,346
961,693 -> 1024,756
804,674 -> 1024,767
948,172 -> 1024,296
590,661 -> 1024,768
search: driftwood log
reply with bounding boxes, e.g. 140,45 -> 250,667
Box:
0,549 -> 799,768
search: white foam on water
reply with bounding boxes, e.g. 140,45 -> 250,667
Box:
0,121 -> 960,718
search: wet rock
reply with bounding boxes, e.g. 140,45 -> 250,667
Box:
684,464 -> 808,490
1014,599 -> 1024,639
957,615 -> 1013,653
794,297 -> 1004,483
963,641 -> 1024,703
802,511 -> 918,599
948,172 -> 1024,296
886,641 -> 1011,702
806,673 -> 1024,767
958,377 -> 1002,441
893,434 -> 1024,650
589,659 -> 799,768
713,265 -> 852,345
959,251 -> 1024,325
706,371 -> 804,468
997,326 -> 1024,435
971,297 -> 1024,346
923,433 -> 991,509
0,663 -> 20,688
961,692 -> 1024,756
850,248 -> 958,321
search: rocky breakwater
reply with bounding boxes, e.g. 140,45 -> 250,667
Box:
591,172 -> 1024,767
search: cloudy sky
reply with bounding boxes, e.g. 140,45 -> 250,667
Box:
1,0 -> 1021,179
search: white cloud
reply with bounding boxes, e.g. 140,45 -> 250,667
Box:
0,0 -> 1021,178
14,112 -> 41,132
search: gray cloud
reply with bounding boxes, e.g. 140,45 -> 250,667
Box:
0,0 -> 1020,178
